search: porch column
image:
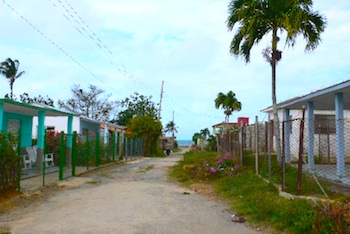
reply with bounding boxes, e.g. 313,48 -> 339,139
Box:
119,129 -> 124,156
0,103 -> 3,131
335,93 -> 345,177
66,115 -> 73,166
37,110 -> 45,171
307,101 -> 315,169
104,123 -> 109,144
284,109 -> 291,163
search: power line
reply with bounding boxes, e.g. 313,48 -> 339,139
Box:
1,0 -> 127,99
51,0 -> 159,96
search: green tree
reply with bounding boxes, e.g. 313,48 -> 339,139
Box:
227,0 -> 326,160
58,84 -> 116,122
127,115 -> 163,156
0,58 -> 25,100
164,121 -> 178,138
116,92 -> 158,126
215,91 -> 241,123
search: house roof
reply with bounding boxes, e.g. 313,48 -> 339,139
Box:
212,122 -> 238,128
261,79 -> 350,112
0,99 -> 75,116
80,116 -> 126,129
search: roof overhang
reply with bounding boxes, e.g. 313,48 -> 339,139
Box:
261,79 -> 350,112
0,99 -> 74,116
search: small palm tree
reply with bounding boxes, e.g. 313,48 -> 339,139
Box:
164,121 -> 178,138
215,91 -> 241,123
200,128 -> 210,140
0,58 -> 25,99
227,0 -> 326,160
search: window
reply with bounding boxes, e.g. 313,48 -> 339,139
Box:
45,126 -> 55,131
82,128 -> 89,135
314,115 -> 336,134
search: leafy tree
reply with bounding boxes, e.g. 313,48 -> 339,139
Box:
115,92 -> 158,126
58,84 -> 116,122
20,93 -> 54,107
164,121 -> 178,138
227,0 -> 326,160
0,58 -> 25,100
127,115 -> 163,156
215,91 -> 241,123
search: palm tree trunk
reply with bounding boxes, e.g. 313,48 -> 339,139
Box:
10,81 -> 14,100
272,29 -> 282,162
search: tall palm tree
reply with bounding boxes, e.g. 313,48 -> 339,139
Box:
215,91 -> 241,123
0,58 -> 25,99
227,0 -> 326,160
165,121 -> 178,138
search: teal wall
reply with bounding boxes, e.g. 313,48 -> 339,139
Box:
3,112 -> 33,147
80,120 -> 100,135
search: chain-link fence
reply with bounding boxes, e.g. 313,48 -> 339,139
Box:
216,116 -> 350,196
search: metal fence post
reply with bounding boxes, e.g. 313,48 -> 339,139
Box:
124,137 -> 128,160
72,131 -> 77,176
297,106 -> 306,195
96,131 -> 100,167
59,131 -> 65,180
282,120 -> 286,191
112,132 -> 116,161
17,128 -> 21,192
240,123 -> 244,165
42,131 -> 47,186
268,120 -> 272,179
86,130 -> 90,170
255,116 -> 259,175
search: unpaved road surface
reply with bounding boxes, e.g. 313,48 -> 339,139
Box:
0,152 -> 259,234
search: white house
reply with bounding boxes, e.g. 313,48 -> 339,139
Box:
32,116 -> 125,144
261,79 -> 350,182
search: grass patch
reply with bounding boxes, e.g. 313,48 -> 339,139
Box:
138,165 -> 155,173
169,151 -> 350,233
97,173 -> 115,179
86,180 -> 101,185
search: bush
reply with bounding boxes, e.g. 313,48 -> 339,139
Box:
0,132 -> 21,193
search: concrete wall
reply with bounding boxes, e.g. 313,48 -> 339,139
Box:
3,112 -> 33,147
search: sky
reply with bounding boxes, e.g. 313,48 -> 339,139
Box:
1,0 -> 350,140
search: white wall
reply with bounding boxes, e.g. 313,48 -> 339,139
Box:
32,116 -> 80,138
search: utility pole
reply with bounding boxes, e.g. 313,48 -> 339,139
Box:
158,81 -> 164,121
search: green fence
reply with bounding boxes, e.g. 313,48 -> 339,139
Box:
0,130 -> 144,194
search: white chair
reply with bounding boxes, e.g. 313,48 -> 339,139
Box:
22,154 -> 32,169
25,146 -> 37,166
25,145 -> 55,167
45,153 -> 55,167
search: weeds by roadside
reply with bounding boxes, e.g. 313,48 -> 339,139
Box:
169,151 -> 350,233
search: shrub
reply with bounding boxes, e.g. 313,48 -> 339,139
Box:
0,132 -> 21,193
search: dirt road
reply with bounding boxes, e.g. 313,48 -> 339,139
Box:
0,152 -> 259,234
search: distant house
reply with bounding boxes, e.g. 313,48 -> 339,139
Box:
32,116 -> 125,143
261,79 -> 350,180
212,117 -> 249,135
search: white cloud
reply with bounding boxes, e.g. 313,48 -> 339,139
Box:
1,0 -> 349,139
